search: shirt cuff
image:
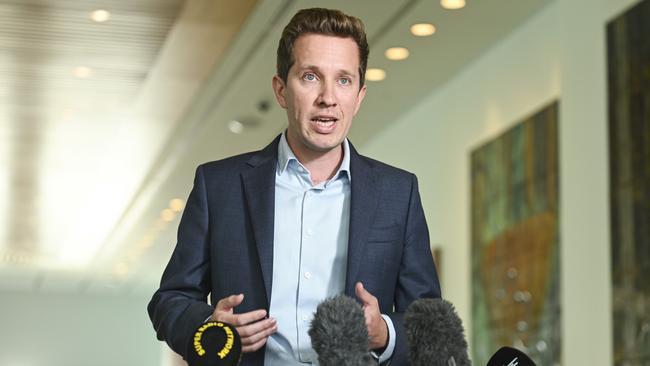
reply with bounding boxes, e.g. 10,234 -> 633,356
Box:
370,314 -> 396,363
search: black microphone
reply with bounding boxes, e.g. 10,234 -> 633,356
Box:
486,346 -> 536,366
404,298 -> 471,366
186,321 -> 242,366
308,295 -> 376,366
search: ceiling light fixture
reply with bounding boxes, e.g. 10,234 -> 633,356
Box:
385,47 -> 410,61
228,120 -> 244,134
441,0 -> 466,10
91,9 -> 111,22
366,68 -> 386,82
170,198 -> 184,212
161,209 -> 175,222
74,66 -> 93,79
410,23 -> 436,36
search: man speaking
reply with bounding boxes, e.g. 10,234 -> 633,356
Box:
148,7 -> 441,366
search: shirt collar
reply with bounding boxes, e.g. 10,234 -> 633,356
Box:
277,131 -> 351,182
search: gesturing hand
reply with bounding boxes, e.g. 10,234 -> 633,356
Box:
211,294 -> 277,353
355,282 -> 388,350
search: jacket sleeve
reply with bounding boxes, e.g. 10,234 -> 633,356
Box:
386,174 -> 442,365
147,165 -> 214,357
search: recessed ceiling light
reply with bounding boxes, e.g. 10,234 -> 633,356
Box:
139,237 -> 154,248
169,198 -> 184,212
411,23 -> 436,37
74,66 -> 93,79
161,208 -> 175,222
228,120 -> 244,134
91,9 -> 111,22
366,68 -> 386,82
441,0 -> 466,10
385,47 -> 410,61
137,235 -> 155,248
142,232 -> 155,244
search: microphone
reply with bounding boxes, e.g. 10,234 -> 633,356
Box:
308,295 -> 376,366
186,321 -> 242,366
486,346 -> 536,366
404,298 -> 471,366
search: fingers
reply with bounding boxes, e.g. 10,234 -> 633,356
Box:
238,317 -> 277,353
242,335 -> 270,353
219,309 -> 268,326
237,317 -> 276,338
355,282 -> 387,349
355,282 -> 378,306
212,294 -> 268,326
210,293 -> 277,354
216,294 -> 244,311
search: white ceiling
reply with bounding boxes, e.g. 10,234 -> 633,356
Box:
0,0 -> 550,295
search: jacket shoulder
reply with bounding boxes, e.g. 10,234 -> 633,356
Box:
197,150 -> 259,176
196,135 -> 280,178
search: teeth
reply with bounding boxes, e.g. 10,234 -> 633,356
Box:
314,119 -> 335,128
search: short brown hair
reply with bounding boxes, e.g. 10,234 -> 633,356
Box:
276,8 -> 369,89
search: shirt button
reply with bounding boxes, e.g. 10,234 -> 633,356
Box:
304,272 -> 312,279
302,315 -> 309,322
306,229 -> 314,236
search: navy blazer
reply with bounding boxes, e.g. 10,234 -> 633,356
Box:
148,136 -> 441,366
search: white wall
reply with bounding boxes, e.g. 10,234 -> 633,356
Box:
0,290 -> 161,366
360,0 -> 641,364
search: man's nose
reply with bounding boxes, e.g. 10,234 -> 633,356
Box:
316,81 -> 337,107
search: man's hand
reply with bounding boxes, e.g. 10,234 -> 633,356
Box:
355,282 -> 388,350
211,294 -> 277,353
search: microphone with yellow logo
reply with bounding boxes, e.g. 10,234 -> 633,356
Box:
186,321 -> 242,366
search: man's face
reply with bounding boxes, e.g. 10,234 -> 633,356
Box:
273,33 -> 367,157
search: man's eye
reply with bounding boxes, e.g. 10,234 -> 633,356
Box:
303,73 -> 316,81
339,78 -> 350,85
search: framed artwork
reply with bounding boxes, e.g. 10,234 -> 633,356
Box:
608,0 -> 650,364
470,102 -> 560,365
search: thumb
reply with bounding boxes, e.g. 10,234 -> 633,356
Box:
355,282 -> 374,305
216,293 -> 244,311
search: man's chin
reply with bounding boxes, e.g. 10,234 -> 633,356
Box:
306,140 -> 343,154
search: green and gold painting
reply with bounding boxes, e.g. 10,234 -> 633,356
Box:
608,0 -> 650,364
471,102 -> 560,365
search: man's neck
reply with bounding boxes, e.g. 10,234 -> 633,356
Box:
286,138 -> 344,186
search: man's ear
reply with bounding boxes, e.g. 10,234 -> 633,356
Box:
353,84 -> 367,116
272,75 -> 288,109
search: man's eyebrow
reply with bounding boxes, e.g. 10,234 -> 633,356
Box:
297,64 -> 357,78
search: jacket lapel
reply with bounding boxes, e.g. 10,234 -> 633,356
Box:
241,136 -> 280,306
345,143 -> 379,295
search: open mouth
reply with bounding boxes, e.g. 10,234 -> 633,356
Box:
312,117 -> 336,125
311,116 -> 338,131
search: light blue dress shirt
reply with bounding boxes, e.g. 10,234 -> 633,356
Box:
263,133 -> 395,365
